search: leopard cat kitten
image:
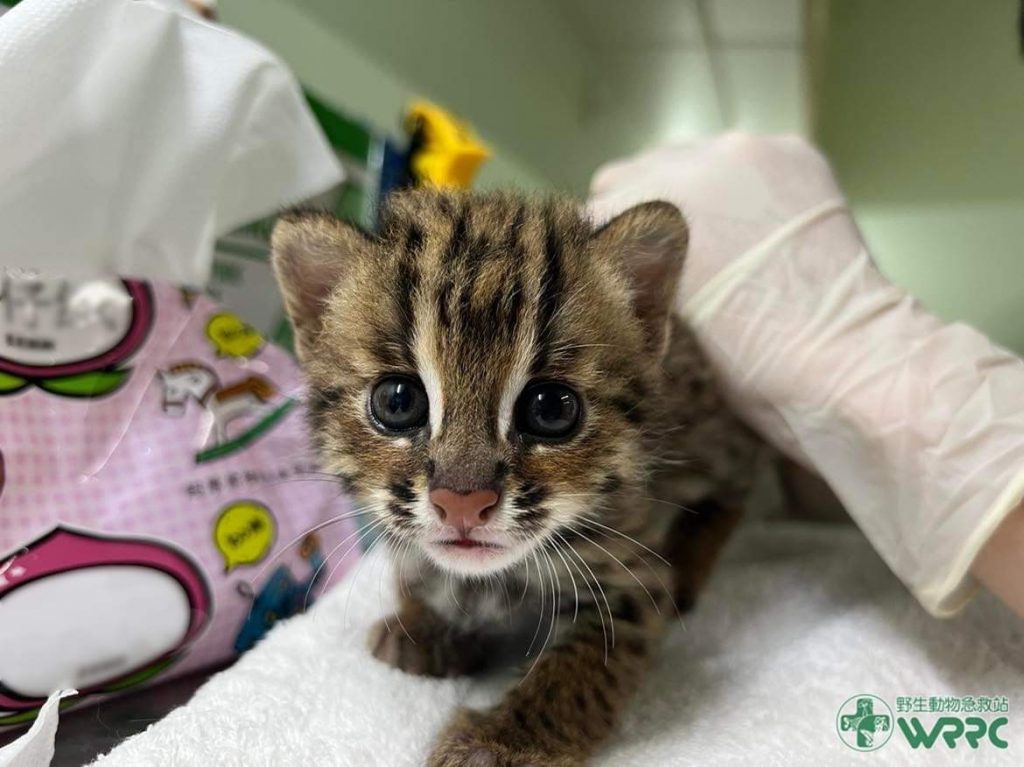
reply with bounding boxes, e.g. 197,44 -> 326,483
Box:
272,190 -> 757,767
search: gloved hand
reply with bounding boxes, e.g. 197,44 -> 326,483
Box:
589,133 -> 1024,616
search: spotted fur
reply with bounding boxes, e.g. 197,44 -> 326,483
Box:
272,189 -> 758,766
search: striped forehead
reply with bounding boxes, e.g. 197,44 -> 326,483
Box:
379,193 -> 591,436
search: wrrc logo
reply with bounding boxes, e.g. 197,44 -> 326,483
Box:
836,695 -> 894,751
836,694 -> 1011,752
898,716 -> 1008,749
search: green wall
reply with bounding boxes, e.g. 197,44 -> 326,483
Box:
815,0 -> 1024,354
218,0 -> 586,193
218,1 -> 809,200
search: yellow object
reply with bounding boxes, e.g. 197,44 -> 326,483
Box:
214,501 -> 276,572
206,312 -> 264,359
405,101 -> 490,188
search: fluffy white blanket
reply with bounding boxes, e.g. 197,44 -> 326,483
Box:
11,522 -> 1021,766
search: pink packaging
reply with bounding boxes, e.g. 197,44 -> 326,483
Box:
0,273 -> 359,727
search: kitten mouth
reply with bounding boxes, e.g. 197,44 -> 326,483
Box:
424,535 -> 520,575
433,538 -> 504,551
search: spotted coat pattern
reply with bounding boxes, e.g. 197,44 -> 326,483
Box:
272,189 -> 759,766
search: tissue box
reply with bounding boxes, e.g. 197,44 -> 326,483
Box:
206,92 -> 409,350
0,271 -> 359,727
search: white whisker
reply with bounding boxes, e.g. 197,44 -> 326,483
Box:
339,517 -> 391,629
378,537 -> 415,644
577,515 -> 672,567
247,506 -> 372,590
524,551 -> 547,659
521,550 -> 558,684
549,538 -> 580,624
303,515 -> 382,612
555,531 -> 613,662
571,528 -> 661,614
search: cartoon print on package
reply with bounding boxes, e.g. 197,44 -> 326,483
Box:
0,277 -> 360,726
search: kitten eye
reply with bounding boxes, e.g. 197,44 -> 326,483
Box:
515,382 -> 581,442
369,376 -> 429,433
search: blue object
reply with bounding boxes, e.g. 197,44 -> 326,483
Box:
233,548 -> 325,653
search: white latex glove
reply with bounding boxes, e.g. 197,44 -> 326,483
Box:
589,134 -> 1024,616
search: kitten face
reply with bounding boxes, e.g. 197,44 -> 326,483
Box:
272,191 -> 686,577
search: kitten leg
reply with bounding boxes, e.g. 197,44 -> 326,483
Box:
664,497 -> 742,612
428,592 -> 663,767
369,592 -> 488,678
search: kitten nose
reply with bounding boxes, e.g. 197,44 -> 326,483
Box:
429,488 -> 499,533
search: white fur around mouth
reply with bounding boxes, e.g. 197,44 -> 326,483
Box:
424,538 -> 523,575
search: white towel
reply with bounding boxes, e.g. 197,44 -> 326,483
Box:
84,522 -> 1023,766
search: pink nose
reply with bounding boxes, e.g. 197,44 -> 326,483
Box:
429,488 -> 499,532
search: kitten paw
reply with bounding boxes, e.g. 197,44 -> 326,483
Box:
428,744 -> 534,767
367,617 -> 484,677
428,739 -> 552,767
428,709 -> 582,767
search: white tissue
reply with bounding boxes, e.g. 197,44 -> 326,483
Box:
0,0 -> 342,285
0,690 -> 75,767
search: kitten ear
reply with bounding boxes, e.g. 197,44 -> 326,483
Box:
592,201 -> 689,355
271,211 -> 373,361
